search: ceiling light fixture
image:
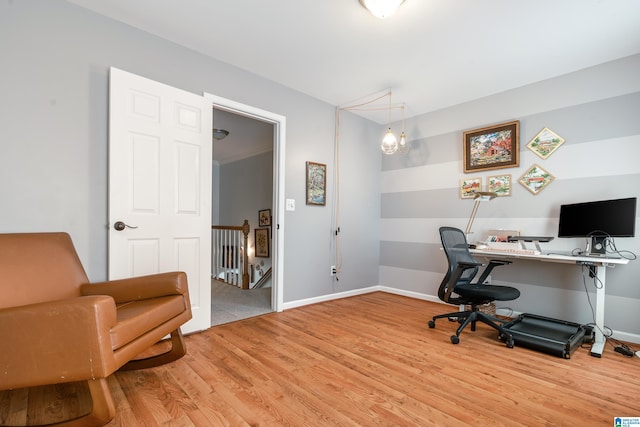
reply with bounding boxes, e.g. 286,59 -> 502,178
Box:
380,93 -> 399,155
212,128 -> 229,140
397,104 -> 408,153
337,89 -> 408,156
359,0 -> 405,19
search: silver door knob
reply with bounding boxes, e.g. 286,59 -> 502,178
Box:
114,221 -> 138,231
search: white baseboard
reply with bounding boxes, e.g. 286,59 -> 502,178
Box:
282,287 -> 640,344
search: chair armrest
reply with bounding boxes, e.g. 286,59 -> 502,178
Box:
444,262 -> 481,301
0,296 -> 117,390
81,271 -> 188,304
458,261 -> 482,269
476,259 -> 513,284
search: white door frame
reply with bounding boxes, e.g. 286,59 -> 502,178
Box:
204,93 -> 285,313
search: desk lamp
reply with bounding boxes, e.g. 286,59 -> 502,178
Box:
465,191 -> 497,241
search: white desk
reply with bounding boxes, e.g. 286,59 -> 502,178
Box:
470,249 -> 629,357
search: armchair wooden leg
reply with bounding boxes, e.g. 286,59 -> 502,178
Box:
82,378 -> 116,427
33,378 -> 116,427
119,328 -> 187,371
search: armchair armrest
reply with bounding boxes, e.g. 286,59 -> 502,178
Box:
0,296 -> 117,390
81,271 -> 188,304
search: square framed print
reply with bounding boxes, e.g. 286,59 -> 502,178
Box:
258,209 -> 271,227
527,127 -> 565,159
460,177 -> 482,199
488,174 -> 512,197
518,164 -> 555,195
463,120 -> 519,173
254,228 -> 270,257
306,161 -> 326,206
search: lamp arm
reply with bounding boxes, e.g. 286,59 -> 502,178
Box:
465,200 -> 481,236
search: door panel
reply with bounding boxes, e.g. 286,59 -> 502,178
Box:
109,67 -> 211,333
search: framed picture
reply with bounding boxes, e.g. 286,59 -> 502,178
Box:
527,127 -> 565,159
254,228 -> 270,257
488,174 -> 512,197
463,120 -> 519,173
460,177 -> 482,199
306,161 -> 326,206
258,209 -> 271,227
518,164 -> 555,195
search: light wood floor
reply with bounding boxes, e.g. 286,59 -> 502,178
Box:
2,292 -> 639,426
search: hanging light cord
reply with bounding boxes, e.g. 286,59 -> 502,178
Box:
332,90 -> 406,280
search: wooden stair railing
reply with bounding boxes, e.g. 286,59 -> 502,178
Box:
253,266 -> 272,289
212,220 -> 250,289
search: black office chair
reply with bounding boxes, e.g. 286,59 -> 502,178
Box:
428,226 -> 520,347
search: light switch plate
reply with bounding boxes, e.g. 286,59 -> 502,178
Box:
286,199 -> 295,211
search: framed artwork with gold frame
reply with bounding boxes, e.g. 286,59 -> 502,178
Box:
460,177 -> 482,199
519,164 -> 554,195
488,174 -> 512,197
527,127 -> 565,159
254,228 -> 270,257
306,161 -> 326,206
463,121 -> 519,173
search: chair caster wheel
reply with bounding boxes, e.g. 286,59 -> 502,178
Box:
428,320 -> 435,328
450,335 -> 460,344
506,339 -> 514,348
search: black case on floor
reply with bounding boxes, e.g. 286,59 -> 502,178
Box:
500,313 -> 589,359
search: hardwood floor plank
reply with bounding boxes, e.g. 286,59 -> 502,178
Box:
2,292 -> 640,426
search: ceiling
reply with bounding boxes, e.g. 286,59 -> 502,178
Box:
66,0 -> 640,160
212,108 -> 273,164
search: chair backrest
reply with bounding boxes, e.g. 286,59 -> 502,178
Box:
438,226 -> 478,303
0,233 -> 89,309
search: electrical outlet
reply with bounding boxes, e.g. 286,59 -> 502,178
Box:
330,265 -> 337,276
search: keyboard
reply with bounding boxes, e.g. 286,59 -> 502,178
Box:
476,242 -> 541,255
479,246 -> 541,255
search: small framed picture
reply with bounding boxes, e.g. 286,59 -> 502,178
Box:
488,174 -> 512,197
460,177 -> 482,199
527,127 -> 565,159
463,121 -> 519,173
519,164 -> 555,195
306,161 -> 326,206
254,228 -> 270,257
258,209 -> 271,227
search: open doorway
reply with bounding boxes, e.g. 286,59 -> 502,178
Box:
207,95 -> 285,327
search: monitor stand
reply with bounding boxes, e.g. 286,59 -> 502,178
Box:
588,236 -> 607,257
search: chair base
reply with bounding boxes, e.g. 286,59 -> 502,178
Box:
428,309 -> 514,347
119,328 -> 187,371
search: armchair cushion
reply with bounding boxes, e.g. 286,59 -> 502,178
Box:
110,295 -> 187,351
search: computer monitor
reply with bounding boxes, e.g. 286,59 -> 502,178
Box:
558,197 -> 637,256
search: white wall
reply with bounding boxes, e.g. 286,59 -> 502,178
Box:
379,55 -> 640,341
0,1 -> 381,303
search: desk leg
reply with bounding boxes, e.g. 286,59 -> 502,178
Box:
590,265 -> 606,358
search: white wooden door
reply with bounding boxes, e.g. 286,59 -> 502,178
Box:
108,67 -> 211,333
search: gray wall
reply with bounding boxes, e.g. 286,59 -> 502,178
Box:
219,151 -> 273,266
380,55 -> 640,341
0,0 -> 381,303
3,1 -> 637,339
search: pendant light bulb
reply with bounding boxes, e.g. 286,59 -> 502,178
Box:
397,131 -> 408,153
381,128 -> 398,155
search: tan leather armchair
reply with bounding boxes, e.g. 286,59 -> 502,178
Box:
0,232 -> 192,426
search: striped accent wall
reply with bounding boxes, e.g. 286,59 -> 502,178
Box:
379,57 -> 640,341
